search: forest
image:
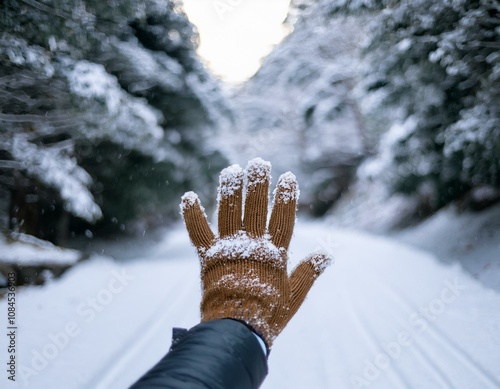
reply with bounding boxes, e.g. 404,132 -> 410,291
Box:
0,0 -> 498,276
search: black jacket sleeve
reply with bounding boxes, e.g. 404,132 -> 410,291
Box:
129,319 -> 268,389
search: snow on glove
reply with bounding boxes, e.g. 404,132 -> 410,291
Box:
180,158 -> 332,349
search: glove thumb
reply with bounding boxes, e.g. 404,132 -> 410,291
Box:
287,251 -> 333,322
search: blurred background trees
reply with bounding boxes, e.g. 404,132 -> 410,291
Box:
227,0 -> 499,222
318,0 -> 500,213
226,11 -> 368,216
0,0 -> 230,242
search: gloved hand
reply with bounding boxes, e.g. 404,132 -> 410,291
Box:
180,158 -> 332,350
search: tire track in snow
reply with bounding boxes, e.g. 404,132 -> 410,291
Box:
341,289 -> 410,388
367,278 -> 455,389
311,291 -> 342,388
423,319 -> 500,389
405,337 -> 454,389
378,279 -> 500,389
86,261 -> 199,389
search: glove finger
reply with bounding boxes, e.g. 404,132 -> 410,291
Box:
180,191 -> 215,251
243,158 -> 271,238
217,164 -> 244,238
287,251 -> 333,320
269,172 -> 299,250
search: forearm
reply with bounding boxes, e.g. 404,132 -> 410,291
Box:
130,319 -> 268,389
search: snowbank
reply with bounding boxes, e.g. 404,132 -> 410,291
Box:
0,233 -> 81,266
394,203 -> 500,292
0,232 -> 82,287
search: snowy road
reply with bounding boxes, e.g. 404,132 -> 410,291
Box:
1,221 -> 499,388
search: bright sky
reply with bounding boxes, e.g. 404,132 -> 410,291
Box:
182,0 -> 291,84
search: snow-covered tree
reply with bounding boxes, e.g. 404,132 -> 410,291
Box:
326,0 -> 500,209
0,0 -> 231,241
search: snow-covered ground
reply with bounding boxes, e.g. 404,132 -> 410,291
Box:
0,220 -> 499,388
394,203 -> 500,293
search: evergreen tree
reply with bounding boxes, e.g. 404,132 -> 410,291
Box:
325,0 -> 500,208
0,0 -> 231,241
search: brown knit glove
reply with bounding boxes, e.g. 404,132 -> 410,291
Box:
180,158 -> 332,349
